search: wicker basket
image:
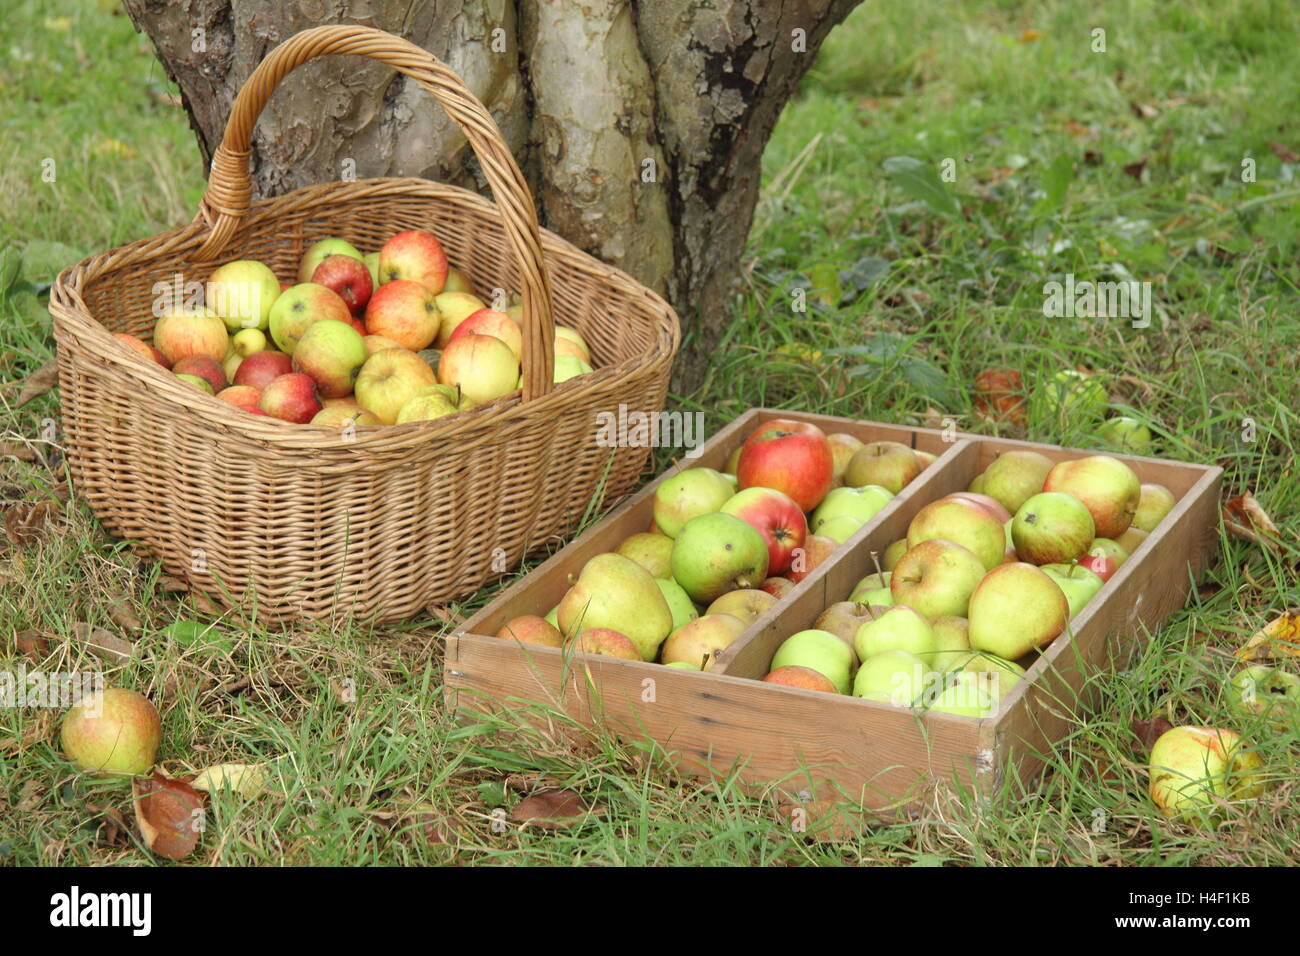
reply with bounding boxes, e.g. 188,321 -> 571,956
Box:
48,26 -> 679,625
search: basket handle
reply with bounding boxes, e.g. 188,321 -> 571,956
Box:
190,25 -> 555,401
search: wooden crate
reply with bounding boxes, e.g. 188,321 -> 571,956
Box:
444,409 -> 1222,818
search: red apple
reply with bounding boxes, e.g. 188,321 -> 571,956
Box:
171,354 -> 227,395
762,665 -> 839,694
572,627 -> 642,660
1043,455 -> 1141,539
113,332 -> 171,369
946,492 -> 1012,525
312,253 -> 373,315
448,308 -> 523,360
216,385 -> 264,414
233,350 -> 294,390
364,279 -> 441,351
788,533 -> 836,584
378,229 -> 449,293
760,577 -> 796,599
736,419 -> 834,512
719,487 -> 808,576
496,615 -> 564,648
153,307 -> 228,365
297,238 -> 364,285
258,372 -> 322,423
1078,553 -> 1117,582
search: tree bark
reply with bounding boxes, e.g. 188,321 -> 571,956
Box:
123,0 -> 861,394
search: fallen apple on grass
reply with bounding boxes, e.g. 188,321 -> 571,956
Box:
1098,415 -> 1153,454
61,688 -> 161,775
1148,726 -> 1264,823
1227,665 -> 1300,729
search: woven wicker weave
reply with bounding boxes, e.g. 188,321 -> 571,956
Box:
48,26 -> 679,624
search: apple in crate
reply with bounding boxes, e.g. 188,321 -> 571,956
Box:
924,616 -> 972,672
312,253 -> 373,316
981,449 -> 1054,514
1040,563 -> 1105,618
298,238 -> 363,284
812,602 -> 873,664
719,487 -> 808,576
819,516 -> 862,544
258,372 -> 322,423
927,672 -> 998,717
844,441 -> 921,494
450,309 -> 522,360
206,259 -> 280,332
354,348 -> 438,424
826,433 -> 864,482
616,532 -> 674,579
670,513 -> 769,603
496,615 -> 563,648
61,687 -> 161,775
171,355 -> 227,395
763,665 -> 839,694
656,578 -> 698,632
660,614 -> 746,671
706,588 -> 776,626
234,350 -> 293,390
736,419 -> 834,512
854,605 -> 937,660
572,628 -> 642,660
907,497 -> 1005,571
269,283 -> 353,354
881,538 -> 908,571
1011,491 -> 1095,565
889,539 -> 985,619
945,650 -> 1025,697
1134,483 -> 1176,532
378,229 -> 448,293
810,485 -> 893,535
434,292 -> 488,347
968,563 -> 1069,660
788,533 -> 836,584
438,333 -> 519,405
558,552 -> 673,661
154,306 -> 228,365
1148,726 -> 1264,823
113,332 -> 171,369
771,629 -> 854,694
946,492 -> 1011,524
364,279 -> 441,351
1115,526 -> 1148,556
852,649 -> 931,706
1088,537 -> 1129,566
292,319 -> 368,398
653,468 -> 735,538
1077,553 -> 1116,582
760,577 -> 795,599
216,385 -> 265,414
1043,455 -> 1141,539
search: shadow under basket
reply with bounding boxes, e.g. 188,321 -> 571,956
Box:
48,26 -> 679,625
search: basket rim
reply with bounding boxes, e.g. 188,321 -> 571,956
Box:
49,176 -> 680,452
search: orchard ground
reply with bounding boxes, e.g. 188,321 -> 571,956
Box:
2,0 -> 1298,864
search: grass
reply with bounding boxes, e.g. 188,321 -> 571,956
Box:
2,0 -> 1298,865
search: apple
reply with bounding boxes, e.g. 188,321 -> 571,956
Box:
232,328 -> 268,357
652,468 -> 736,538
925,616 -> 972,672
854,605 -> 936,661
171,354 -> 227,395
817,515 -> 863,544
811,601 -> 875,665
363,279 -> 441,352
298,237 -> 364,284
258,372 -> 322,423
771,629 -> 854,695
554,325 -> 591,363
1228,665 -> 1300,728
1011,491 -> 1095,565
175,373 -> 213,394
980,450 -> 1054,514
946,492 -> 1012,525
1077,553 -> 1117,582
968,563 -> 1069,660
763,666 -> 839,694
354,348 -> 439,424
656,578 -> 699,632
497,615 -> 564,647
670,512 -> 770,603
571,628 -> 643,660
760,577 -> 796,599
616,532 -> 675,579
438,333 -> 519,405
433,292 -> 488,347
852,649 -> 933,707
852,571 -> 889,594
889,539 -> 986,619
1040,563 -> 1105,618
1087,537 -> 1130,566
233,350 -> 294,390
725,446 -> 742,476
968,474 -> 988,493
154,307 -> 228,365
844,441 -> 921,494
659,614 -> 747,671
852,585 -> 893,608
450,308 -> 523,360
1045,369 -> 1107,420
1115,526 -> 1148,556
907,497 -> 1005,571
363,334 -> 405,356
547,355 -> 593,385
706,588 -> 776,626
291,319 -> 368,398
378,229 -> 449,293
1043,455 -> 1141,539
60,688 -> 161,775
916,451 -> 937,467
312,253 -> 373,315
788,534 -> 836,584
810,485 -> 893,535
206,259 -> 280,332
268,282 -> 353,354
112,332 -> 171,369
1098,416 -> 1154,454
720,487 -> 808,576
881,538 -> 909,572
1148,726 -> 1264,823
826,433 -> 865,481
927,671 -> 998,717
736,419 -> 834,511
944,651 -> 1025,697
442,266 -> 473,294
311,406 -> 380,427
395,384 -> 474,424
1133,483 -> 1176,532
216,385 -> 263,414
363,251 -> 380,290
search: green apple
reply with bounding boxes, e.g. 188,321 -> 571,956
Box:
1011,491 -> 1095,565
616,532 -> 675,579
1098,416 -> 1153,454
291,318 -> 368,398
980,449 -> 1055,514
852,649 -> 934,707
968,562 -> 1069,659
653,467 -> 736,538
811,485 -> 894,534
853,605 -> 936,660
363,251 -> 380,290
1040,563 -> 1105,618
852,571 -> 890,593
706,588 -> 777,626
924,616 -> 972,672
670,512 -> 769,603
888,539 -> 985,619
811,602 -> 873,665
557,553 -> 673,661
772,629 -> 855,695
1045,369 -> 1107,420
844,441 -> 921,494
816,514 -> 864,544
852,585 -> 893,607
1228,665 -> 1300,729
1088,537 -> 1129,566
1043,454 -> 1141,540
232,327 -> 268,357
1148,726 -> 1265,823
655,577 -> 700,633
926,671 -> 997,717
207,259 -> 280,332
1133,483 -> 1176,532
882,538 -> 908,571
298,237 -> 364,284
944,651 -> 1026,697
60,688 -> 161,775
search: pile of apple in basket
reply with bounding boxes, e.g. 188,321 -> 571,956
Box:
116,230 -> 593,425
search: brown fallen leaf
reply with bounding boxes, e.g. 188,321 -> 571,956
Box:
157,574 -> 189,592
2,500 -> 63,546
15,630 -> 49,662
72,622 -> 134,663
132,772 -> 206,860
11,360 -> 59,407
16,779 -> 45,812
1130,102 -> 1158,119
1131,717 -> 1173,755
1017,28 -> 1042,43
1223,492 -> 1284,552
508,788 -> 603,829
106,602 -> 144,633
1122,157 -> 1148,181
85,801 -> 132,848
1237,610 -> 1300,662
1270,141 -> 1300,164
0,440 -> 39,462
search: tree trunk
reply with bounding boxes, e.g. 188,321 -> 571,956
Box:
123,0 -> 861,394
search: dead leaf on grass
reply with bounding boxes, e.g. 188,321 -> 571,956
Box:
72,622 -> 134,663
1130,717 -> 1173,755
15,630 -> 49,662
1269,141 -> 1300,164
1237,610 -> 1300,662
106,602 -> 144,633
132,772 -> 206,860
1122,157 -> 1148,181
0,441 -> 38,462
1130,102 -> 1158,119
9,360 -> 59,407
1223,492 -> 1284,551
2,500 -> 63,546
508,788 -> 604,829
